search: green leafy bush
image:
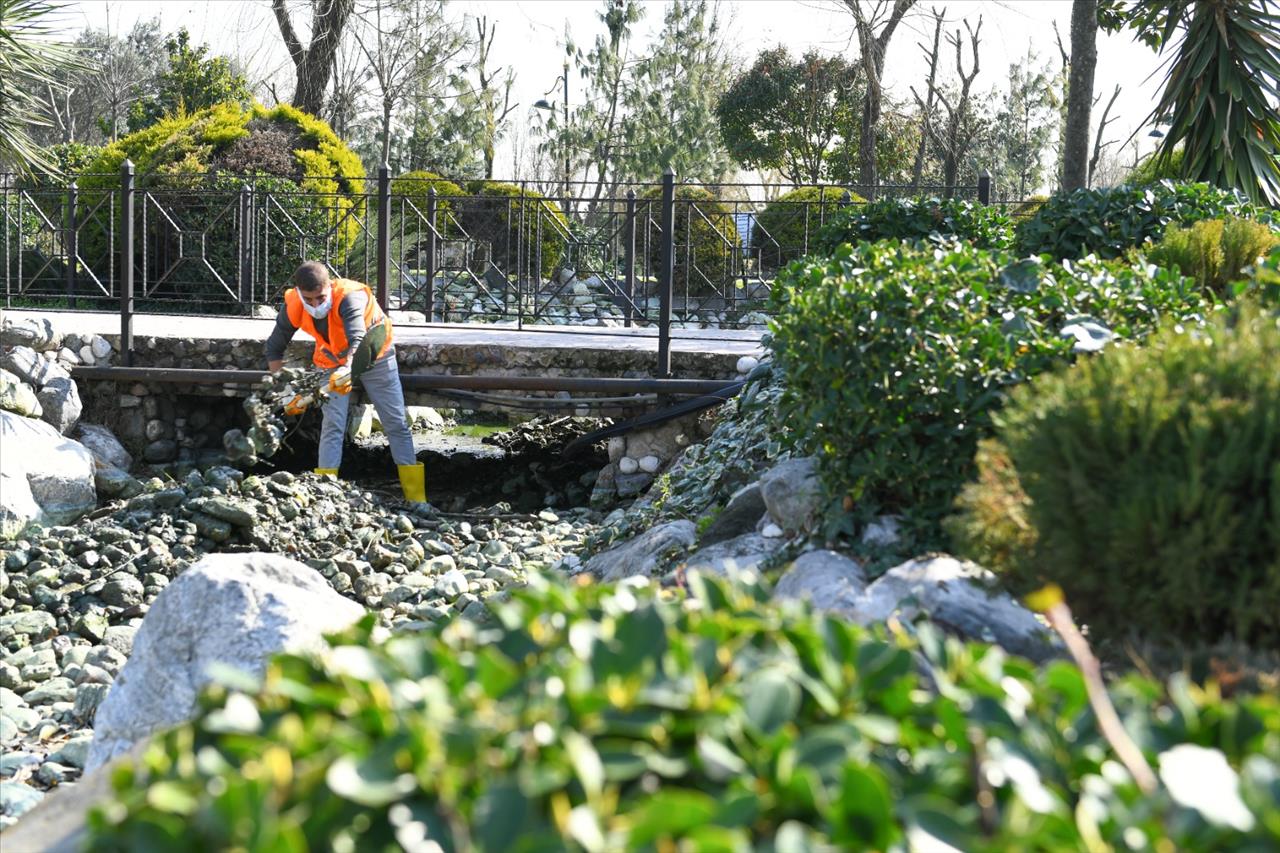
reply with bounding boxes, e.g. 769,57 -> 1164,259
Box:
85,572 -> 1280,851
70,102 -> 366,310
639,185 -> 740,297
458,181 -> 569,279
1014,180 -> 1269,261
751,186 -> 863,269
1129,147 -> 1185,186
1008,194 -> 1048,222
1148,217 -> 1280,299
767,242 -> 1210,537
390,170 -> 465,237
814,195 -> 1015,253
952,304 -> 1280,648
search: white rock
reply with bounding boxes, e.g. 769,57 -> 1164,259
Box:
347,404 -> 376,440
435,568 -> 469,599
2,346 -> 69,388
617,456 -> 639,475
638,455 -> 662,474
682,533 -> 779,580
736,355 -> 759,375
1,316 -> 59,351
56,347 -> 81,366
86,553 -> 364,771
0,470 -> 43,539
761,522 -> 784,538
0,410 -> 95,533
78,345 -> 94,364
759,457 -> 823,533
89,336 -> 112,359
861,515 -> 901,548
405,406 -> 444,428
773,550 -> 867,613
0,369 -> 41,418
36,376 -> 82,435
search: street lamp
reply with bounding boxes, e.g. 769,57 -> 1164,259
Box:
533,59 -> 570,199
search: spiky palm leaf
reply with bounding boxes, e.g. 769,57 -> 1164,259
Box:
1135,0 -> 1280,205
0,0 -> 81,176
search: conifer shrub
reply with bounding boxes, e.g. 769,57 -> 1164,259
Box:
459,181 -> 568,279
767,241 -> 1211,539
84,572 -> 1280,851
639,185 -> 740,297
1147,217 -> 1280,299
751,185 -> 863,270
951,304 -> 1280,648
1014,180 -> 1270,261
814,195 -> 1015,253
73,102 -> 366,310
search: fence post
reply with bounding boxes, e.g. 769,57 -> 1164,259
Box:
65,181 -> 77,309
424,187 -> 437,322
237,183 -> 252,307
657,168 -> 675,377
624,189 -> 636,328
119,160 -> 135,366
978,170 -> 992,205
376,163 -> 391,311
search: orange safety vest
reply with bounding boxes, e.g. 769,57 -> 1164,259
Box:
284,278 -> 394,369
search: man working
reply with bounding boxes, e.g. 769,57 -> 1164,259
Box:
265,260 -> 426,503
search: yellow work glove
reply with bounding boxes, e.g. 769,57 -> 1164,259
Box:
283,394 -> 310,416
328,364 -> 353,395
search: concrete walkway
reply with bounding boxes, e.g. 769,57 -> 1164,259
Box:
4,309 -> 766,357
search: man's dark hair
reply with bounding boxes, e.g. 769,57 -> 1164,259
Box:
293,261 -> 330,292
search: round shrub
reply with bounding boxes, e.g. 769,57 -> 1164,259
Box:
389,170 -> 464,236
459,180 -> 568,279
1129,148 -> 1184,185
1147,217 -> 1280,299
83,573 -> 1280,851
75,102 -> 366,311
952,304 -> 1280,648
1008,194 -> 1048,222
752,186 -> 862,270
1014,180 -> 1270,261
639,185 -> 740,298
768,242 -> 1212,538
814,195 -> 1015,254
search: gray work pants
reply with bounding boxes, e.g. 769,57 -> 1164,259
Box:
318,354 -> 416,469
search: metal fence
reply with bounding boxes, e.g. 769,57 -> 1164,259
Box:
3,163 -> 993,372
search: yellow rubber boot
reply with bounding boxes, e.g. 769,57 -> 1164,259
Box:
313,468 -> 339,478
397,462 -> 426,503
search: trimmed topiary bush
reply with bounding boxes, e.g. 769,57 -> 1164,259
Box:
84,572 -> 1280,851
752,186 -> 863,270
389,170 -> 465,237
74,102 -> 366,310
639,185 -> 740,298
950,303 -> 1280,648
1129,147 -> 1185,186
767,241 -> 1212,539
459,180 -> 568,279
1147,217 -> 1280,299
814,196 -> 1015,253
1014,180 -> 1270,261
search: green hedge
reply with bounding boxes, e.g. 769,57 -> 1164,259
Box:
1014,180 -> 1270,261
85,572 -> 1280,851
639,185 -> 740,298
950,303 -> 1280,649
459,181 -> 568,279
751,186 -> 863,269
814,196 -> 1015,253
767,241 -> 1212,539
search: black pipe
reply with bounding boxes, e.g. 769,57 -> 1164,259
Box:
70,365 -> 736,396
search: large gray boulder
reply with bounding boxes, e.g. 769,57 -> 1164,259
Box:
584,520 -> 697,582
681,532 -> 779,579
698,481 -> 767,546
0,411 -> 95,535
1,346 -> 69,388
36,376 -> 82,435
854,556 -> 1055,661
0,316 -> 59,351
759,457 -> 824,534
75,423 -> 133,471
86,553 -> 365,771
0,368 -> 41,418
773,550 -> 868,613
0,470 -> 42,539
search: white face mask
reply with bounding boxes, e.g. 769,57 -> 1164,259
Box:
302,289 -> 332,320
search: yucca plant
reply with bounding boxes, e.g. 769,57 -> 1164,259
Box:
1119,0 -> 1280,205
0,0 -> 82,176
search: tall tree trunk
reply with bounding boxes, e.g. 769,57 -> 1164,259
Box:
272,0 -> 355,117
911,9 -> 945,189
1061,0 -> 1097,190
845,0 -> 917,195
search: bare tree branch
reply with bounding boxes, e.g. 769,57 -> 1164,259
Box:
1088,83 -> 1121,186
